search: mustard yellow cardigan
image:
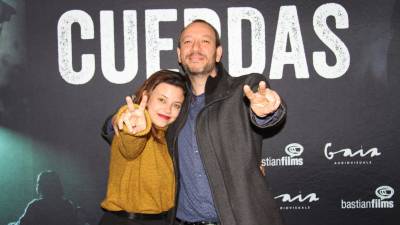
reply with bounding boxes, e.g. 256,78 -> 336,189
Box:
101,105 -> 175,213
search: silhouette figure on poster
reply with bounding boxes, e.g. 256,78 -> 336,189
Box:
0,0 -> 16,34
8,170 -> 80,225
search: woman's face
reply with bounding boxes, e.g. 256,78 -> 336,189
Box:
146,82 -> 184,128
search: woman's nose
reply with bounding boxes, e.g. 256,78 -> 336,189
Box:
164,105 -> 172,114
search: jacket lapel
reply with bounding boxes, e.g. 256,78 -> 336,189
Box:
205,63 -> 232,104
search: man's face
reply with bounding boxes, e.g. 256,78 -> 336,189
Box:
177,22 -> 222,77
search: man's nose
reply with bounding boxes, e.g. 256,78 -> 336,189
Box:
192,40 -> 201,51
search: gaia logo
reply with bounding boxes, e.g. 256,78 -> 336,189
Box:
324,142 -> 381,165
261,143 -> 304,167
274,192 -> 319,210
341,185 -> 395,209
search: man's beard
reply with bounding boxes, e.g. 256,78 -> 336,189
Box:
181,53 -> 216,77
181,62 -> 214,77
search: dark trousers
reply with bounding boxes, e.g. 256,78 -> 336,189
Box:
98,211 -> 169,225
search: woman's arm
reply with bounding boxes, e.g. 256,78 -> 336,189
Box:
113,104 -> 152,160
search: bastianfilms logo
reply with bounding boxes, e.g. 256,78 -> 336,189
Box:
341,185 -> 395,209
262,143 -> 304,167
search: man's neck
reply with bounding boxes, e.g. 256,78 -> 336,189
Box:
188,74 -> 207,95
188,68 -> 218,96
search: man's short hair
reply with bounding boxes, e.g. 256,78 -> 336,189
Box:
177,19 -> 221,48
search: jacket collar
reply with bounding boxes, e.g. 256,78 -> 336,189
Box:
204,63 -> 232,104
166,63 -> 231,148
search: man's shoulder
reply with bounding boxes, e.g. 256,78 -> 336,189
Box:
228,73 -> 266,87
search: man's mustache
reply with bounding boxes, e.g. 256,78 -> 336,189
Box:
186,52 -> 206,59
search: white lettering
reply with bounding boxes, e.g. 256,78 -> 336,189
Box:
275,193 -> 319,203
57,10 -> 95,85
228,7 -> 265,76
313,3 -> 350,78
270,6 -> 309,79
57,5 -> 351,84
100,10 -> 138,84
145,9 -> 177,77
324,143 -> 381,160
184,8 -> 221,36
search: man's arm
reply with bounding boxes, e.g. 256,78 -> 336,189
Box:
101,114 -> 115,145
244,79 -> 286,128
250,101 -> 286,128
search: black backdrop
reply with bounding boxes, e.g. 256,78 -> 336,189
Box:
1,0 -> 399,224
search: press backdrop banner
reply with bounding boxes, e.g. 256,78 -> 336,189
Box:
1,0 -> 399,224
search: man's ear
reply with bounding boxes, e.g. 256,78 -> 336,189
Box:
177,48 -> 182,63
216,46 -> 223,62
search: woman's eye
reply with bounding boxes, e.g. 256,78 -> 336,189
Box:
158,98 -> 166,103
173,104 -> 181,110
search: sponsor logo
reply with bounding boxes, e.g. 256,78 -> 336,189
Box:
262,143 -> 304,167
341,186 -> 395,209
275,192 -> 319,210
324,142 -> 381,165
375,186 -> 394,200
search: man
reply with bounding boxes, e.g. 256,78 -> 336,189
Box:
103,20 -> 286,225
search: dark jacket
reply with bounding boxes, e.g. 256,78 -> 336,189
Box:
166,63 -> 286,225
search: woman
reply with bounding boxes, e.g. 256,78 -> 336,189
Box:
99,70 -> 186,225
